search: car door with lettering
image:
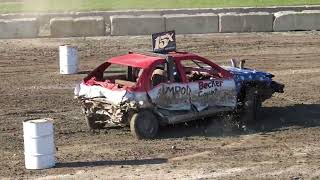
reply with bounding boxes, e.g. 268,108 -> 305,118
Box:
178,59 -> 237,111
147,61 -> 192,111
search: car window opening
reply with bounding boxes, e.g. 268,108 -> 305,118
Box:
181,60 -> 221,82
151,60 -> 182,87
151,63 -> 168,87
102,64 -> 143,88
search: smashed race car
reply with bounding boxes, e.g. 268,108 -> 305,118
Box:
74,31 -> 284,139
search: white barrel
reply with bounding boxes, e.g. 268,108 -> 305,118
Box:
59,45 -> 78,74
23,118 -> 55,169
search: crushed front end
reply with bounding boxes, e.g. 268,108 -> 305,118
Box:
81,97 -> 139,127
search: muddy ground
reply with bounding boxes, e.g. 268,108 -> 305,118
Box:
0,32 -> 319,179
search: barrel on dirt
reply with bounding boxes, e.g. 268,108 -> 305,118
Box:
59,45 -> 78,74
23,118 -> 55,169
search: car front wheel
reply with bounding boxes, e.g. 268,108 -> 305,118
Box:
130,110 -> 159,139
241,88 -> 261,125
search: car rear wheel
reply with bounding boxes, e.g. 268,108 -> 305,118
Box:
130,110 -> 159,139
85,114 -> 107,130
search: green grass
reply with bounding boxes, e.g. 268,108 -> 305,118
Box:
0,0 -> 320,13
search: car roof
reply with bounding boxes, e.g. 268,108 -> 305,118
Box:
107,51 -> 198,69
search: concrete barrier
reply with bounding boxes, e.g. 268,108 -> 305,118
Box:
0,5 -> 320,20
9,5 -> 317,20
274,10 -> 320,31
164,13 -> 218,34
73,16 -> 105,37
2,6 -> 320,39
0,18 -> 39,39
219,12 -> 273,33
75,11 -> 162,35
50,17 -> 74,37
110,15 -> 165,36
50,16 -> 105,37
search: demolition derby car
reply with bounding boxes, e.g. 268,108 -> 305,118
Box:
74,31 -> 284,139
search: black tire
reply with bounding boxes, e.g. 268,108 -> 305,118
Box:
85,114 -> 106,130
130,110 -> 159,139
240,88 -> 261,125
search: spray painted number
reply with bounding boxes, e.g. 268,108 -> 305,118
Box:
154,33 -> 174,50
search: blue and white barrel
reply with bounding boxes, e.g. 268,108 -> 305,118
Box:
23,118 -> 55,169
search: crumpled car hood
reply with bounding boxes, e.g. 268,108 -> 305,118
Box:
74,82 -> 129,105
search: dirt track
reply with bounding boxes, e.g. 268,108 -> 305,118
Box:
0,32 -> 319,179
